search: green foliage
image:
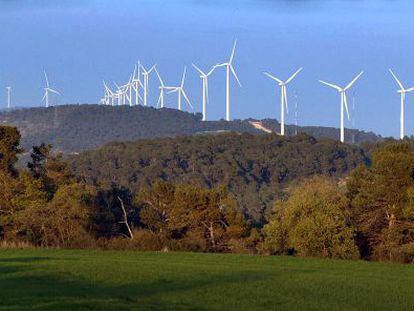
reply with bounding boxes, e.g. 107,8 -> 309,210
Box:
348,141 -> 414,262
70,132 -> 368,223
135,182 -> 248,252
263,176 -> 359,259
0,126 -> 21,175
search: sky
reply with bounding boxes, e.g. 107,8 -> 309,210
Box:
1,0 -> 414,137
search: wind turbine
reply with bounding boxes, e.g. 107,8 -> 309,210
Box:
192,64 -> 216,121
319,71 -> 364,143
103,81 -> 115,106
215,40 -> 242,121
6,86 -> 11,109
42,71 -> 60,108
114,74 -> 133,106
166,67 -> 193,111
141,63 -> 156,106
263,68 -> 303,136
131,62 -> 144,106
389,69 -> 414,139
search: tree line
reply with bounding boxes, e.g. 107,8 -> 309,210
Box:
1,125 -> 414,263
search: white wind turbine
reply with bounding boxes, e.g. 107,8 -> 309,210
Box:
389,69 -> 414,140
263,68 -> 303,136
103,81 -> 115,106
192,64 -> 216,121
141,63 -> 156,106
113,82 -> 124,106
215,40 -> 242,121
114,74 -> 133,106
131,62 -> 144,106
6,86 -> 11,109
166,67 -> 193,111
319,71 -> 364,143
42,71 -> 60,108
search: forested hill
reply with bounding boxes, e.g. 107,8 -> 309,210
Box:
0,104 -> 381,153
68,132 -> 369,223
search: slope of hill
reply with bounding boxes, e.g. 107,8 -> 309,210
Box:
0,104 -> 381,153
68,132 -> 369,223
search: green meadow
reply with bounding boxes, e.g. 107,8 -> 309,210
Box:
0,250 -> 413,310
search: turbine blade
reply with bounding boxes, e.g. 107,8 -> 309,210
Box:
229,39 -> 237,63
182,89 -> 193,109
207,66 -> 216,76
319,80 -> 342,91
344,93 -> 350,120
155,67 -> 164,86
344,71 -> 364,90
389,69 -> 405,90
406,86 -> 414,93
181,67 -> 187,88
283,86 -> 288,114
230,65 -> 242,87
49,89 -> 60,95
285,67 -> 303,84
148,64 -> 156,74
167,89 -> 178,94
192,63 -> 205,76
44,71 -> 50,88
264,72 -> 283,84
132,64 -> 137,81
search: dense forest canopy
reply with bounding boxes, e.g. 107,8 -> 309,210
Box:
0,104 -> 381,153
3,124 -> 414,263
69,132 -> 369,223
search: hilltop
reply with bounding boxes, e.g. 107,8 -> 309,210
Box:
0,104 -> 381,153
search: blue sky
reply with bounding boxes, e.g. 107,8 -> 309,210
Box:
1,0 -> 414,137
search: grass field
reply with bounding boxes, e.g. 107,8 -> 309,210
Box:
0,250 -> 414,310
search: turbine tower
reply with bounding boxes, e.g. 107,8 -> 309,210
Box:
42,71 -> 60,108
141,63 -> 156,106
389,69 -> 414,140
131,62 -> 143,106
6,86 -> 11,109
192,64 -> 216,121
216,40 -> 242,121
166,67 -> 193,111
263,68 -> 303,136
319,71 -> 364,143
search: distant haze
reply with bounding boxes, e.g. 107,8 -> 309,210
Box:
0,0 -> 413,137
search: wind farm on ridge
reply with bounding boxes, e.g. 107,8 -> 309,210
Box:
3,39 -> 414,143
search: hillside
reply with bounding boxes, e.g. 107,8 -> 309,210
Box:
69,132 -> 368,223
0,104 -> 381,153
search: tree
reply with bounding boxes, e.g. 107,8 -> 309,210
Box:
0,126 -> 21,176
135,182 -> 247,252
28,143 -> 73,198
263,176 -> 359,259
348,142 -> 414,262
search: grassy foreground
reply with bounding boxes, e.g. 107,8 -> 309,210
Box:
0,250 -> 414,310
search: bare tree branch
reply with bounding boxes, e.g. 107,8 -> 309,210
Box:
117,196 -> 133,240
